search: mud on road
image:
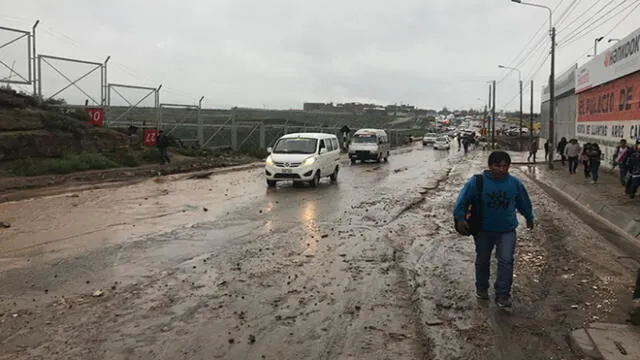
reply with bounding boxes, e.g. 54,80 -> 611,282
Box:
0,146 -> 637,359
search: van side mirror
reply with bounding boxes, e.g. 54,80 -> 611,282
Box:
266,147 -> 273,154
319,147 -> 328,154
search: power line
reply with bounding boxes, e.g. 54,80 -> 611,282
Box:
496,0 -> 566,85
557,0 -> 605,30
559,0 -> 640,48
558,0 -> 632,46
555,0 -> 581,27
501,53 -> 549,109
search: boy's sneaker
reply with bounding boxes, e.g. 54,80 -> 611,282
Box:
476,289 -> 489,300
495,297 -> 512,309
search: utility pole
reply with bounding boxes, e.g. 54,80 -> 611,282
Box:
487,83 -> 492,135
492,80 -> 496,149
548,27 -> 556,169
530,79 -> 534,140
519,79 -> 523,136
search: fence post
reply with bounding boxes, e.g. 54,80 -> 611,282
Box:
197,96 -> 204,147
231,107 -> 238,151
260,122 -> 266,149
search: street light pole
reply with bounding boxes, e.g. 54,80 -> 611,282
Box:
530,79 -> 534,139
498,64 -> 523,136
492,80 -> 496,149
594,36 -> 604,56
511,0 -> 555,169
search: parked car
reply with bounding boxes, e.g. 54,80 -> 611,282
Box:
265,133 -> 341,188
433,136 -> 451,150
422,133 -> 438,145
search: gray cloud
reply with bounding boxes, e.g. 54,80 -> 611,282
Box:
1,0 -> 639,111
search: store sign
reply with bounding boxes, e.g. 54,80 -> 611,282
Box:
576,71 -> 640,143
576,26 -> 640,93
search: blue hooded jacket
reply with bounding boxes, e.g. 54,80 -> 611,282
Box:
453,170 -> 534,233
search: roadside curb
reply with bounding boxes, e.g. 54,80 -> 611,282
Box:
569,323 -> 640,359
552,179 -> 640,240
522,171 -> 640,243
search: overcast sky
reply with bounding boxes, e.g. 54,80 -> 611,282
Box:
1,0 -> 639,111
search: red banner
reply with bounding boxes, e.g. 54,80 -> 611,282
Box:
143,129 -> 158,147
84,107 -> 104,126
577,71 -> 640,122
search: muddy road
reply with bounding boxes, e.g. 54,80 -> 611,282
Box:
0,144 -> 637,360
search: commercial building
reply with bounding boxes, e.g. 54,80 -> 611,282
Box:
540,64 -> 577,144
575,26 -> 640,163
539,25 -> 640,166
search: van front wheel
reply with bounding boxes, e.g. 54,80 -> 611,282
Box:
267,180 -> 277,188
330,166 -> 339,182
309,171 -> 321,188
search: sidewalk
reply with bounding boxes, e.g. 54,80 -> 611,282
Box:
519,160 -> 640,241
513,156 -> 640,359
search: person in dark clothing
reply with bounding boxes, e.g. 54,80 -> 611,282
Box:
581,143 -> 591,179
462,135 -> 470,155
453,151 -> 534,310
527,139 -> 538,164
157,130 -> 171,164
625,140 -> 640,198
557,137 -> 568,166
544,139 -> 551,161
613,139 -> 631,186
457,133 -> 462,150
632,268 -> 640,325
587,143 -> 602,183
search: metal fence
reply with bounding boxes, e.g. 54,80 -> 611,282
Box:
1,20 -> 422,152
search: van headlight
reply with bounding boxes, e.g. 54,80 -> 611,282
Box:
265,156 -> 274,166
302,157 -> 316,166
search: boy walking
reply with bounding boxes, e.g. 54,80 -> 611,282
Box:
453,151 -> 534,309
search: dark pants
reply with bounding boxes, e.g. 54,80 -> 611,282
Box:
590,161 -> 600,182
583,160 -> 590,178
528,152 -> 537,163
620,166 -> 629,185
560,154 -> 566,166
568,156 -> 579,174
474,231 -> 517,299
634,268 -> 640,300
626,176 -> 640,196
159,147 -> 170,164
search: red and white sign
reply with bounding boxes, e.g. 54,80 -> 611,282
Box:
576,26 -> 640,93
84,107 -> 104,126
143,129 -> 158,147
576,71 -> 640,143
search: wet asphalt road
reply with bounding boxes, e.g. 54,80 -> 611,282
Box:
0,143 -> 466,359
1,143 -> 636,360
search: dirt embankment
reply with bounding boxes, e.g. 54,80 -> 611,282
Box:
0,89 -> 260,196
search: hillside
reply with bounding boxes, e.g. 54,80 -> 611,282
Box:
0,88 -> 257,189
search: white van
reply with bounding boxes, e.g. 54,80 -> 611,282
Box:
348,129 -> 390,164
265,133 -> 341,188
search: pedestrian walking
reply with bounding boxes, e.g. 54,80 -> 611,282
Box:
557,137 -> 568,166
587,143 -> 602,184
462,135 -> 470,155
581,143 -> 591,180
564,139 -> 581,174
544,139 -> 551,161
453,151 -> 534,310
632,268 -> 640,325
527,139 -> 538,164
157,130 -> 171,164
613,139 -> 631,186
625,139 -> 640,199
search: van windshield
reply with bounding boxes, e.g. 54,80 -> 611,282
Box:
352,135 -> 377,143
272,138 -> 317,154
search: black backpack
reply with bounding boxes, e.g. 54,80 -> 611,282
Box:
454,174 -> 484,236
